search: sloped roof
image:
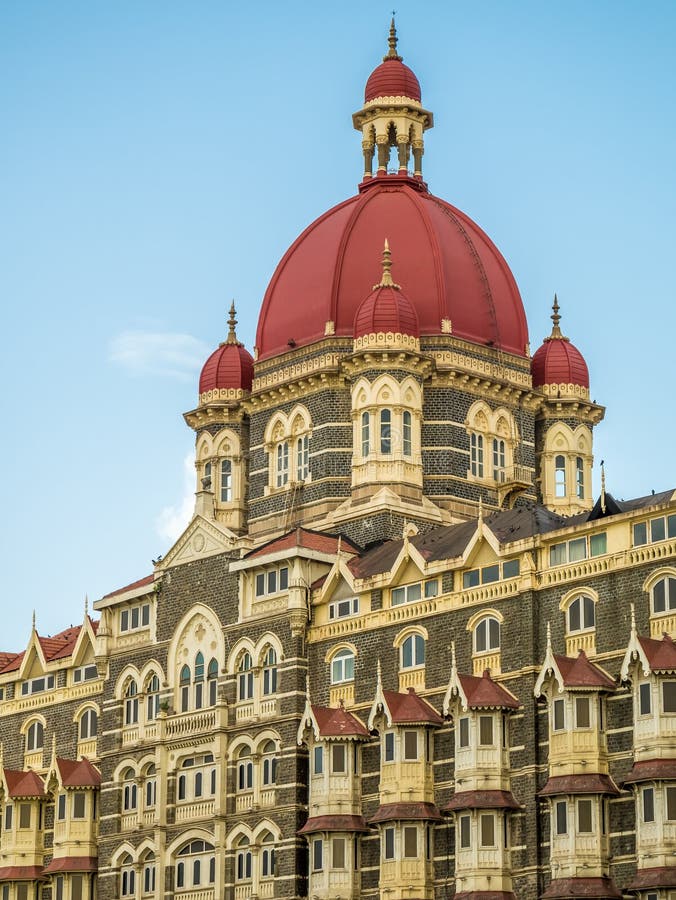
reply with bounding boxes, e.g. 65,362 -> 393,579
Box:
458,671 -> 520,709
638,633 -> 676,671
311,705 -> 369,738
369,801 -> 442,823
101,573 -> 154,600
539,774 -> 620,796
0,866 -> 45,881
42,857 -> 98,874
542,877 -> 622,898
444,789 -> 521,811
4,769 -> 45,798
298,814 -> 369,834
627,867 -> 676,890
382,688 -> 443,725
624,759 -> 676,784
245,528 -> 360,561
554,651 -> 615,689
56,758 -> 101,788
0,619 -> 98,673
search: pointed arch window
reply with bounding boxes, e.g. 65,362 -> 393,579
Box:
220,459 -> 232,502
194,652 -> 205,709
79,708 -> 97,740
124,681 -> 139,725
262,740 -> 278,786
238,652 -> 254,701
120,855 -> 135,897
142,851 -> 156,895
470,434 -> 484,478
236,836 -> 252,882
122,768 -> 137,811
361,412 -> 370,456
207,658 -> 218,706
237,747 -> 254,792
276,442 -> 289,487
176,840 -> 215,890
380,409 -> 392,454
26,720 -> 44,752
261,832 -> 276,878
146,674 -> 160,721
180,665 -> 191,713
262,647 -> 278,696
555,455 -> 567,497
297,434 -> 309,481
144,764 -> 156,809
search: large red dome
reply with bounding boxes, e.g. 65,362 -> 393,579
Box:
255,178 -> 529,360
531,298 -> 589,389
199,305 -> 254,395
365,59 -> 421,102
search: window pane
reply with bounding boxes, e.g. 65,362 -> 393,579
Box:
380,409 -> 391,454
19,804 -> 30,828
553,699 -> 565,731
463,569 -> 480,589
643,787 -> 655,822
255,573 -> 265,596
576,697 -> 590,728
332,744 -> 346,774
267,570 -> 277,593
503,559 -> 520,579
590,532 -> 607,556
404,730 -> 418,761
403,826 -> 418,858
424,579 -> 439,598
663,681 -> 676,713
479,716 -> 494,745
459,718 -> 469,748
481,564 -> 499,584
460,815 -> 471,848
480,814 -> 495,847
279,567 -> 289,590
568,538 -> 587,561
578,799 -> 592,832
550,543 -> 567,566
384,732 -> 395,762
651,517 -> 666,542
653,578 -> 666,613
667,787 -> 676,821
313,839 -> 323,871
73,793 -> 86,818
332,837 -> 346,869
639,682 -> 652,715
668,515 -> 676,539
384,827 -> 395,859
633,522 -> 648,546
313,745 -> 323,775
583,596 -> 595,628
556,801 -> 567,834
569,598 -> 581,632
392,587 -> 405,606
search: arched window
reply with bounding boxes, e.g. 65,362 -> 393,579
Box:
220,459 -> 232,502
144,764 -> 156,808
122,768 -> 137,811
124,680 -> 139,725
207,658 -> 218,706
194,652 -> 205,710
555,455 -> 567,497
567,595 -> 595,633
237,652 -> 254,701
297,434 -> 309,481
176,840 -> 215,890
146,673 -> 160,721
330,649 -> 355,684
402,410 -> 412,457
120,854 -> 135,897
475,617 -> 500,652
261,832 -> 276,879
26,720 -> 44,752
180,665 -> 191,712
79,708 -> 97,740
380,409 -> 392,454
401,634 -> 425,669
470,433 -> 484,477
276,442 -> 289,487
492,438 -> 506,479
142,851 -> 156,895
237,746 -> 253,792
203,460 -> 212,487
262,647 -> 278,696
236,836 -> 252,882
361,412 -> 370,456
576,456 -> 585,499
262,740 -> 278,786
652,575 -> 676,614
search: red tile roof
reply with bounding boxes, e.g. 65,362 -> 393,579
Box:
42,857 -> 98,874
624,759 -> 676,784
627,867 -> 676,890
539,774 -> 620,797
554,651 -> 615,689
298,814 -> 369,834
0,866 -> 45,881
311,705 -> 369,738
56,758 -> 101,788
245,528 -> 360,561
369,801 -> 442,823
101,573 -> 154,599
382,688 -> 443,725
458,671 -> 520,709
638,633 -> 676,671
0,619 -> 99,671
444,790 -> 521,811
542,878 -> 622,899
0,651 -> 23,673
4,769 -> 45,798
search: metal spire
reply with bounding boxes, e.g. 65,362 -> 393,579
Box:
373,239 -> 401,290
384,15 -> 403,61
601,459 -> 607,514
226,301 -> 239,344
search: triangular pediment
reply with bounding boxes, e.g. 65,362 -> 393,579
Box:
156,515 -> 239,570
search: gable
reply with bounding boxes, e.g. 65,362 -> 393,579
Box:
156,515 -> 239,570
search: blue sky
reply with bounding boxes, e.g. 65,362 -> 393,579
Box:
1,1 -> 675,650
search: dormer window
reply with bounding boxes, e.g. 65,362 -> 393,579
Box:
21,674 -> 55,696
72,664 -> 98,684
120,602 -> 150,633
255,565 -> 289,598
329,597 -> 359,620
392,579 -> 438,606
633,514 -> 676,546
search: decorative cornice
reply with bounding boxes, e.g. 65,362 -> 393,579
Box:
352,331 -> 420,353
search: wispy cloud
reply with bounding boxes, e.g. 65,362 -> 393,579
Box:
155,452 -> 195,544
109,331 -> 210,380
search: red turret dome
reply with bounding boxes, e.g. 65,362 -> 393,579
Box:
364,18 -> 421,102
354,241 -> 419,339
256,178 -> 528,360
531,298 -> 589,388
199,305 -> 254,395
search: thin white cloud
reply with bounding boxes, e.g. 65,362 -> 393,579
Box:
155,452 -> 195,544
109,331 -> 210,380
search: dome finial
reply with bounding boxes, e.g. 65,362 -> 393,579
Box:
550,294 -> 563,338
226,301 -> 239,344
384,14 -> 403,62
373,239 -> 401,290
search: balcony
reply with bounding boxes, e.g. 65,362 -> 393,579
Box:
175,799 -> 215,823
496,465 -> 532,506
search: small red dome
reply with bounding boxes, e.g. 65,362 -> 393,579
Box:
354,285 -> 420,339
199,306 -> 254,395
365,58 -> 421,103
532,337 -> 589,389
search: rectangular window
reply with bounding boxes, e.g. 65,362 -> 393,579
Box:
72,663 -> 98,683
329,597 -> 359,619
390,581 -> 422,605
312,839 -> 323,871
575,696 -> 591,728
589,532 -> 607,556
424,579 -> 439,598
57,794 -> 66,820
54,880 -> 63,900
643,787 -> 655,822
651,517 -> 666,542
639,682 -> 652,715
458,717 -> 470,749
131,607 -> 140,629
577,799 -> 593,833
279,567 -> 289,590
553,698 -> 565,731
331,744 -> 346,774
17,886 -> 27,900
384,732 -> 395,762
666,786 -> 676,821
332,837 -> 346,869
384,826 -> 395,860
313,746 -> 323,775
21,674 -> 55,696
459,814 -> 471,849
404,730 -> 418,761
669,514 -> 676,538
482,564 -> 500,584
71,875 -> 83,900
462,569 -> 480,589
633,522 -> 648,546
555,800 -> 567,835
663,681 -> 676,713
120,609 -> 129,631
73,793 -> 86,819
503,559 -> 520,579
141,603 -> 150,626
255,573 -> 265,596
267,570 -> 277,594
479,715 -> 494,746
19,803 -> 31,829
480,814 -> 495,847
550,543 -> 567,566
568,537 -> 587,562
403,826 -> 418,858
